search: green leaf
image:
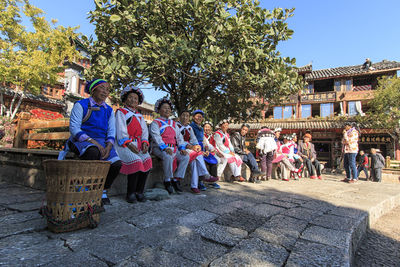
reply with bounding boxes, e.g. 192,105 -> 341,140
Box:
228,55 -> 234,64
110,15 -> 121,22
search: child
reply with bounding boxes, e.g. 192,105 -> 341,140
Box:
370,148 -> 385,182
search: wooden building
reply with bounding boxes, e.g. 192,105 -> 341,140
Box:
231,60 -> 400,167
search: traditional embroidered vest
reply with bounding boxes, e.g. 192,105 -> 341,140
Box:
178,123 -> 192,143
78,98 -> 112,139
215,130 -> 230,147
154,118 -> 177,145
117,107 -> 143,138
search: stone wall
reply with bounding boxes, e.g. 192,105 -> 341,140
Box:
0,148 -> 251,195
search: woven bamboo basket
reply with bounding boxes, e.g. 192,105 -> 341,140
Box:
42,159 -> 110,233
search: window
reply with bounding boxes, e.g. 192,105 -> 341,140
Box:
283,106 -> 293,119
345,79 -> 352,91
274,106 -> 294,119
334,80 -> 341,92
320,103 -> 334,117
348,101 -> 357,116
303,83 -> 314,94
301,104 -> 311,118
273,106 -> 283,119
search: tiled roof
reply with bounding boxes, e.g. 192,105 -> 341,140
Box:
2,87 -> 65,106
305,60 -> 400,81
230,119 -> 373,130
295,63 -> 312,73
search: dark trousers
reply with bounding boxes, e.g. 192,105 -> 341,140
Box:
260,152 -> 273,178
344,153 -> 358,180
304,158 -> 321,176
357,165 -> 369,180
70,144 -> 122,190
241,152 -> 260,173
205,162 -> 218,177
370,168 -> 382,182
127,171 -> 149,195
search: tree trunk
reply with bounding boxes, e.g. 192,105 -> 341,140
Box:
10,92 -> 25,121
0,91 -> 4,116
8,91 -> 18,117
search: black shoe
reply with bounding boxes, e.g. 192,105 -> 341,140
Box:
164,181 -> 174,194
171,180 -> 183,194
136,193 -> 146,202
248,177 -> 255,183
101,197 -> 111,205
126,193 -> 137,203
252,170 -> 263,178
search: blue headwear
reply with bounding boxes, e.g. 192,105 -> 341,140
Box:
192,109 -> 205,116
85,79 -> 107,94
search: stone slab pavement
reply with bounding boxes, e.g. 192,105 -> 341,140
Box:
1,174 -> 400,267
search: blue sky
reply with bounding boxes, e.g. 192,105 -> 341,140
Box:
30,0 -> 400,103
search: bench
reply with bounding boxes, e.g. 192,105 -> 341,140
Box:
14,112 -> 70,149
385,157 -> 400,169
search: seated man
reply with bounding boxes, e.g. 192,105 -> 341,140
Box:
298,133 -> 322,179
59,79 -> 122,205
190,112 -> 221,190
231,124 -> 263,183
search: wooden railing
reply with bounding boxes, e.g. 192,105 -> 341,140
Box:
385,156 -> 400,169
14,112 -> 69,148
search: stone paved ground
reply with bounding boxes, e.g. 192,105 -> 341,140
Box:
355,205 -> 400,267
1,174 -> 400,267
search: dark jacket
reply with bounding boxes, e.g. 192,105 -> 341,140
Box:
357,154 -> 368,166
298,142 -> 317,160
231,132 -> 247,155
370,153 -> 385,169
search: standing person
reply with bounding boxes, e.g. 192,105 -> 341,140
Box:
178,110 -> 218,194
115,85 -> 152,203
150,97 -> 190,194
256,127 -> 277,181
298,133 -> 322,179
342,123 -> 359,183
214,119 -> 244,182
356,150 -> 369,181
370,148 -> 385,182
190,112 -> 221,189
59,79 -> 122,205
231,124 -> 263,183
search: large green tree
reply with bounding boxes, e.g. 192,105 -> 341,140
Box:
88,0 -> 301,122
362,76 -> 400,145
0,0 -> 80,119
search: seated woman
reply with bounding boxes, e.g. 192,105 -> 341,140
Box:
150,97 -> 189,194
200,120 -> 224,190
177,110 -> 218,194
115,85 -> 152,203
59,79 -> 122,205
213,119 -> 244,182
272,135 -> 302,181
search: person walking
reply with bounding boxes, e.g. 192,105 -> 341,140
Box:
356,150 -> 369,181
370,148 -> 385,182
